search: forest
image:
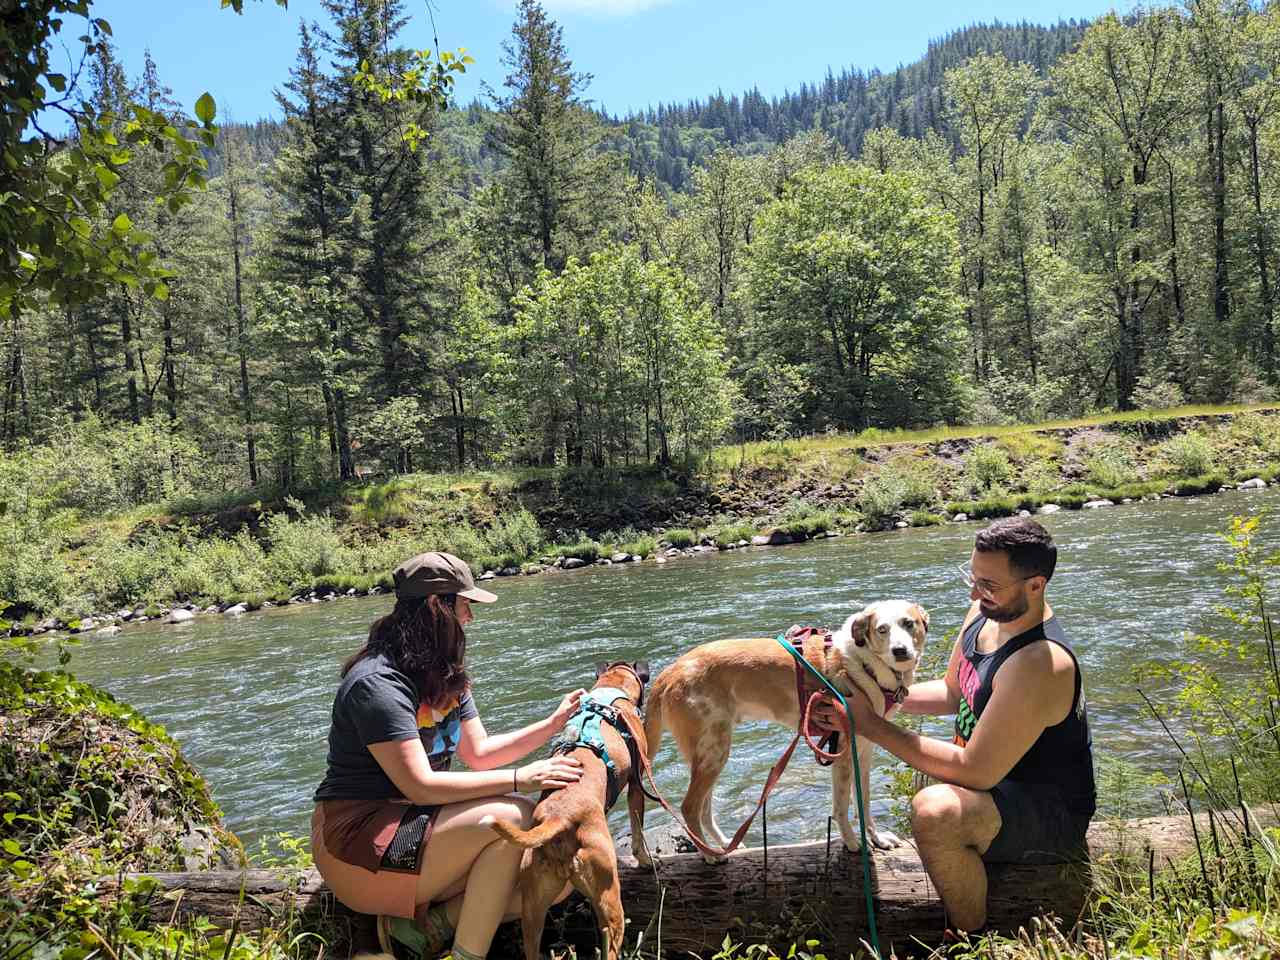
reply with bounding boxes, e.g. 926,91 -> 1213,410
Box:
2,0 -> 1278,499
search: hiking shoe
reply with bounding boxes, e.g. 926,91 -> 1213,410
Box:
376,915 -> 428,960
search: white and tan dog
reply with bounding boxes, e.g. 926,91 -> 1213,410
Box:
631,600 -> 928,863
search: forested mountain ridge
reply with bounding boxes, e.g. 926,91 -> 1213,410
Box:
3,0 -> 1279,524
213,19 -> 1093,189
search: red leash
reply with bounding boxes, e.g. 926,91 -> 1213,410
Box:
620,633 -> 851,860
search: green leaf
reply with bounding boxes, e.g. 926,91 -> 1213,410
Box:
111,213 -> 132,235
47,74 -> 67,93
1,839 -> 19,856
95,165 -> 120,190
194,92 -> 217,125
69,217 -> 91,238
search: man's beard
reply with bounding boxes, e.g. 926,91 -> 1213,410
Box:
980,592 -> 1029,623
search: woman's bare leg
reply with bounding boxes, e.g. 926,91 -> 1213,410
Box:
413,796 -> 532,956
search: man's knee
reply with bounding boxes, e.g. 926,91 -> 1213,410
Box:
911,784 -> 966,842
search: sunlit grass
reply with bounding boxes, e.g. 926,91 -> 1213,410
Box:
707,403 -> 1280,475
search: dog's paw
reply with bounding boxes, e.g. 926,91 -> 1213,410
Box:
869,829 -> 902,850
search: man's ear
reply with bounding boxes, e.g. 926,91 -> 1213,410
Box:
633,660 -> 650,684
850,609 -> 873,648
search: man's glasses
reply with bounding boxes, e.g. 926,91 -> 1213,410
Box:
956,563 -> 1032,598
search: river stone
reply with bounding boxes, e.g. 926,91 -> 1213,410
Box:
611,552 -> 630,563
498,567 -> 520,577
736,539 -> 749,548
95,625 -> 122,636
631,554 -> 643,563
116,608 -> 133,620
1083,499 -> 1115,509
478,570 -> 496,580
562,557 -> 587,570
1239,477 -> 1267,490
223,604 -> 248,616
166,609 -> 196,624
655,556 -> 667,564
71,618 -> 96,632
1018,509 -> 1032,517
664,547 -> 682,558
951,513 -> 969,523
595,558 -> 612,566
895,521 -> 909,528
345,587 -> 357,595
751,528 -> 793,546
1037,504 -> 1061,514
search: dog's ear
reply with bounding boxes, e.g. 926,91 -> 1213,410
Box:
595,661 -> 609,678
913,604 -> 930,634
850,608 -> 873,648
633,661 -> 650,684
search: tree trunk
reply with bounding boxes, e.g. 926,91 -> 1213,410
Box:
1212,90 -> 1230,331
1247,120 -> 1274,376
228,153 -> 258,486
106,814 -> 1258,959
121,293 -> 140,424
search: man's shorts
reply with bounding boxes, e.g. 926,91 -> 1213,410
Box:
982,779 -> 1092,865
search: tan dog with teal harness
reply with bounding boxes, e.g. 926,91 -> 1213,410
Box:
491,661 -> 650,960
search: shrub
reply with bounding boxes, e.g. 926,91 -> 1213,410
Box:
1156,432 -> 1216,478
483,508 -> 544,562
604,527 -> 658,557
86,532 -> 182,608
879,455 -> 939,507
169,530 -> 269,602
0,486 -> 71,614
1084,437 -> 1141,488
261,500 -> 346,589
553,538 -> 603,563
710,521 -> 756,548
777,502 -> 835,538
909,510 -> 946,527
962,443 -> 1013,497
663,528 -> 697,548
1022,457 -> 1061,495
1169,472 -> 1226,496
857,473 -> 909,527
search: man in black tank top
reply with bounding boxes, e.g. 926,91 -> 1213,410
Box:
814,517 -> 1095,934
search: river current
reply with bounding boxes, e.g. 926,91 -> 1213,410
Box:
61,486 -> 1280,850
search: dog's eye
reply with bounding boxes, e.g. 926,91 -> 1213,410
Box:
877,624 -> 889,634
901,619 -> 913,629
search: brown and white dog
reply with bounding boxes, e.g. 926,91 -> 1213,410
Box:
492,661 -> 650,960
631,600 -> 927,863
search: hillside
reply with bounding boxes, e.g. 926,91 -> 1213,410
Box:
216,19 -> 1090,190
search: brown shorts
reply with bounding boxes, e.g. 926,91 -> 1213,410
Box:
311,799 -> 439,918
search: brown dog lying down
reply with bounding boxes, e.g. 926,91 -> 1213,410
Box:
492,661 -> 650,960
632,600 -> 928,864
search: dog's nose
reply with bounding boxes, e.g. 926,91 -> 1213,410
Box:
891,645 -> 914,662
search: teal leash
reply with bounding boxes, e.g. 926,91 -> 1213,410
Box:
776,633 -> 882,959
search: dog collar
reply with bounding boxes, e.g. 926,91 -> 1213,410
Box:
862,662 -> 909,710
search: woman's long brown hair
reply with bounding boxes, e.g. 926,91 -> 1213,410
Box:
341,594 -> 469,710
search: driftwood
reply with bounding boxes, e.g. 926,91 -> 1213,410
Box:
106,812 -> 1265,957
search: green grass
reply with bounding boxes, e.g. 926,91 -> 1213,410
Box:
707,402 -> 1280,473
663,528 -> 698,548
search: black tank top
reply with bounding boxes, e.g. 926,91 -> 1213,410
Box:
953,614 -> 1096,816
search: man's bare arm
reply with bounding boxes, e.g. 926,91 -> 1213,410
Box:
853,640 -> 1074,790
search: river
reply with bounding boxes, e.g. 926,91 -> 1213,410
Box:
60,487 -> 1280,852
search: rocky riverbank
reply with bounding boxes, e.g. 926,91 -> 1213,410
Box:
6,408 -> 1279,641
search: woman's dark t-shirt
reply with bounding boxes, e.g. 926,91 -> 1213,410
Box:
314,652 -> 478,801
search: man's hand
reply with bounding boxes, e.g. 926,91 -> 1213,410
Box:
811,688 -> 876,734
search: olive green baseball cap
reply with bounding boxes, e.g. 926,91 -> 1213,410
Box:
392,551 -> 497,603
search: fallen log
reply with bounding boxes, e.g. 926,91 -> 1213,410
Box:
106,812 -> 1264,958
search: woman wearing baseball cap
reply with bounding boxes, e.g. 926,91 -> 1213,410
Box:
311,552 -> 587,960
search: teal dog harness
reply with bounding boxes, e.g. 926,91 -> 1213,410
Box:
549,686 -> 638,810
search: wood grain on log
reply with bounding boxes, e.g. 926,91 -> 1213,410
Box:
106,812 -> 1263,958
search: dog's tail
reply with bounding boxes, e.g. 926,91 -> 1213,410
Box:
643,681 -> 665,762
491,816 -> 569,849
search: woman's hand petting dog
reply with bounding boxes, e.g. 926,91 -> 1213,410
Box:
548,688 -> 588,731
515,756 -> 584,792
812,687 -> 876,734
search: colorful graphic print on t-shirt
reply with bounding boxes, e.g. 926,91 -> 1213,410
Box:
417,699 -> 462,771
953,655 -> 981,747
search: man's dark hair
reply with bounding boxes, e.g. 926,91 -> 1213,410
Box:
974,516 -> 1057,582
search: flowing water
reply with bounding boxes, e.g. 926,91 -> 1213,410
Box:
60,487 -> 1280,851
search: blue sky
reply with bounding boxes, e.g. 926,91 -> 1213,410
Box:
70,0 -> 1135,124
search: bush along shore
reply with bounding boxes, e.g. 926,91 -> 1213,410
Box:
4,405 -> 1280,641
